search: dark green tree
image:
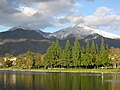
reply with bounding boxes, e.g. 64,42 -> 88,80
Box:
104,44 -> 110,66
72,39 -> 81,67
62,40 -> 72,68
90,40 -> 96,67
54,40 -> 63,67
81,41 -> 92,68
95,44 -> 99,68
44,40 -> 62,68
86,41 -> 92,67
44,42 -> 56,68
81,46 -> 85,66
98,38 -> 106,66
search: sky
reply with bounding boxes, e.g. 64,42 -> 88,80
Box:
0,0 -> 120,35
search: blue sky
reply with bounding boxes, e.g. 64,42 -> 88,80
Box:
0,0 -> 120,35
79,0 -> 120,15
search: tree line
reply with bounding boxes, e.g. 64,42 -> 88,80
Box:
0,38 -> 117,69
44,38 -> 110,69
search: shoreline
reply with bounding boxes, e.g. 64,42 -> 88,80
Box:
0,68 -> 120,74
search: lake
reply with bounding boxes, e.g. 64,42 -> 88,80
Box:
0,70 -> 120,90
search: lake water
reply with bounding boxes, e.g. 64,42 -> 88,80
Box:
0,70 -> 120,90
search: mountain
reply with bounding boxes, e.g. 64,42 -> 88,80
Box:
9,26 -> 51,38
0,27 -> 52,56
0,25 -> 120,56
48,24 -> 120,39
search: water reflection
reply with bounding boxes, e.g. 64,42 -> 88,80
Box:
0,71 -> 120,90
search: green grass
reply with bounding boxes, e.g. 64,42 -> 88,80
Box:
0,68 -> 120,73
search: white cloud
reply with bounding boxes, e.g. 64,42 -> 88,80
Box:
0,0 -> 81,29
84,7 -> 120,30
67,6 -> 120,31
0,0 -> 119,32
19,7 -> 37,17
93,7 -> 115,16
68,14 -> 84,24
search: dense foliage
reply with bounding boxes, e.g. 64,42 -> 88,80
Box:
0,38 -> 120,69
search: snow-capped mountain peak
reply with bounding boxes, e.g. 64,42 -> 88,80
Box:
48,24 -> 120,39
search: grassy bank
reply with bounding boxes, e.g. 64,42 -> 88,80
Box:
0,68 -> 120,73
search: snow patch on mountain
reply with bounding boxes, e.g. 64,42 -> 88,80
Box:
48,24 -> 120,39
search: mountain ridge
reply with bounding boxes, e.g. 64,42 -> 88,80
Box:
0,25 -> 120,56
48,24 -> 120,39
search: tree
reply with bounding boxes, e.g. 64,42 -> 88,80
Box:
81,41 -> 92,68
34,53 -> 43,68
16,55 -> 26,68
98,38 -> 106,66
104,44 -> 110,66
72,39 -> 81,67
2,53 -> 14,68
4,60 -> 13,67
25,51 -> 34,69
44,42 -> 55,68
81,46 -> 85,67
90,40 -> 96,67
44,40 -> 62,68
54,40 -> 62,66
61,40 -> 72,68
0,57 -> 4,68
109,47 -> 120,68
95,44 -> 99,68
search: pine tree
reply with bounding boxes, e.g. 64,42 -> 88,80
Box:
54,40 -> 62,67
91,40 -> 96,67
44,40 -> 62,68
104,44 -> 110,66
98,38 -> 106,66
62,40 -> 72,68
81,41 -> 92,68
81,46 -> 85,67
72,38 -> 81,67
44,42 -> 56,68
95,44 -> 99,68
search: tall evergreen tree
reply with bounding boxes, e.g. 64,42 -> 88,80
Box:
81,46 -> 85,67
104,44 -> 110,66
54,40 -> 62,67
44,40 -> 62,68
95,44 -> 99,68
62,40 -> 72,68
91,40 -> 96,67
44,42 -> 56,68
72,38 -> 81,67
98,38 -> 107,66
81,41 -> 92,68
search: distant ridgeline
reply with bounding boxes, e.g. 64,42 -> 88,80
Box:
0,25 -> 120,56
0,38 -> 120,69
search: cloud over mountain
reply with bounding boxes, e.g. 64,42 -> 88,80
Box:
0,0 -> 120,34
67,7 -> 120,31
0,0 -> 81,29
